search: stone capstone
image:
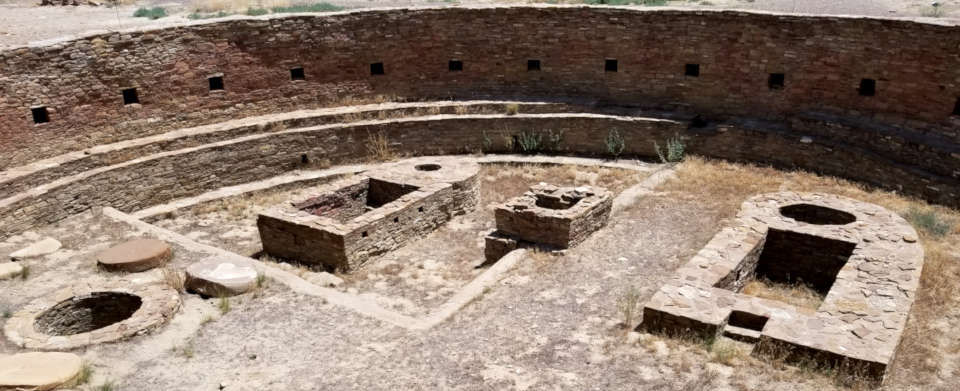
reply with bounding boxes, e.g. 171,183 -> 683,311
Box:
9,237 -> 61,260
97,238 -> 172,272
0,352 -> 82,390
185,258 -> 259,297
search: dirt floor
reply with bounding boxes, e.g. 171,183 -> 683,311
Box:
152,163 -> 645,317
1,156 -> 957,390
1,0 -> 958,49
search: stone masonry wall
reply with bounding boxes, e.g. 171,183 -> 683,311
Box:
1,113 -> 959,240
1,6 -> 959,173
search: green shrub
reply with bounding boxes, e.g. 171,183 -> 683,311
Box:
518,132 -> 542,153
903,207 -> 954,237
246,8 -> 269,16
272,2 -> 344,13
605,129 -> 626,158
654,133 -> 685,163
133,7 -> 167,20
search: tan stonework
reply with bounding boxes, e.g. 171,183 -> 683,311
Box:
258,157 -> 480,271
642,192 -> 924,381
3,280 -> 181,350
485,184 -> 612,261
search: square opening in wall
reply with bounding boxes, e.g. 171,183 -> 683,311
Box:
296,178 -> 418,224
953,97 -> 960,116
208,76 -> 224,91
527,59 -> 541,71
751,229 -> 856,301
858,78 -> 876,96
31,106 -> 49,124
448,60 -> 463,72
290,67 -> 306,81
370,62 -> 385,76
604,59 -> 618,72
122,88 -> 139,105
768,73 -> 785,90
685,63 -> 700,77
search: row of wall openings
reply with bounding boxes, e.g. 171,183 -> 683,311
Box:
27,68 -> 960,124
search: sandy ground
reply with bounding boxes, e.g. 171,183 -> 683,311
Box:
1,0 -> 958,49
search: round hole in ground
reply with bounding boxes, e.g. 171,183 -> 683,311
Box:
33,292 -> 143,336
779,204 -> 856,225
415,164 -> 442,172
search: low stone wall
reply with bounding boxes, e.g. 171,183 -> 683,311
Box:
258,157 -> 480,271
0,113 -> 957,240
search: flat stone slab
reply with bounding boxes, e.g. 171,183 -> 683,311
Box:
0,352 -> 82,390
186,258 -> 259,297
641,192 -> 924,381
97,238 -> 172,272
0,262 -> 23,280
9,237 -> 61,260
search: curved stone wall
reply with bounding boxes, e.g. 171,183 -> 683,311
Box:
2,7 -> 959,168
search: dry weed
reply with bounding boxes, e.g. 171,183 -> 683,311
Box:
742,278 -> 822,312
365,131 -> 394,161
162,267 -> 186,293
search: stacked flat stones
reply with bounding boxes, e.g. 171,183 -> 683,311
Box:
97,238 -> 171,272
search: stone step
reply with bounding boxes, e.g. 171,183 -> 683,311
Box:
722,325 -> 762,343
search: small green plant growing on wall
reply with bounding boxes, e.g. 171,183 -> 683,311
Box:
605,129 -> 626,159
545,129 -> 564,152
654,133 -> 685,163
482,131 -> 493,152
518,132 -> 542,154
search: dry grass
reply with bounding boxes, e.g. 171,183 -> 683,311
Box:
365,131 -> 395,162
660,155 -> 960,388
162,266 -> 186,293
742,278 -> 822,312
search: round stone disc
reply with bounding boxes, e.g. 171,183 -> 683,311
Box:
0,352 -> 82,390
97,239 -> 172,272
185,258 -> 258,297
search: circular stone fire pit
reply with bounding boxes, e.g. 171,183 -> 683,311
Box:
3,282 -> 180,350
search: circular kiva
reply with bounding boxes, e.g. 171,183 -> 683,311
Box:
185,258 -> 259,297
3,282 -> 181,350
0,352 -> 82,391
97,238 -> 172,272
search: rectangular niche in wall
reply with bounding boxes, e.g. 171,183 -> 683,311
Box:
685,63 -> 700,77
448,60 -> 463,72
208,76 -> 224,91
858,78 -> 876,96
752,228 -> 857,298
953,97 -> 960,116
122,88 -> 139,105
31,106 -> 49,124
604,59 -> 618,72
768,73 -> 785,90
290,67 -> 306,81
370,62 -> 385,76
527,59 -> 541,71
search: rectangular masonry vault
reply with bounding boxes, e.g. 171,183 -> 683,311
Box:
641,192 -> 925,383
257,158 -> 480,272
